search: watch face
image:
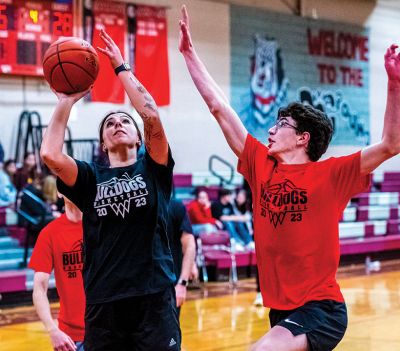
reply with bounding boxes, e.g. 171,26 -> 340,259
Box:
123,63 -> 131,70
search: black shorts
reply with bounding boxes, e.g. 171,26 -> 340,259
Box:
84,287 -> 181,351
269,300 -> 347,351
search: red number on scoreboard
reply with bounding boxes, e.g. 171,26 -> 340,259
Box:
53,11 -> 73,36
0,4 -> 8,31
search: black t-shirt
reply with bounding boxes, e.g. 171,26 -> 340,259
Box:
167,199 -> 193,281
57,150 -> 175,304
211,201 -> 234,219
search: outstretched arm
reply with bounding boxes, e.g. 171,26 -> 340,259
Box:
179,5 -> 247,158
98,29 -> 168,165
360,44 -> 400,175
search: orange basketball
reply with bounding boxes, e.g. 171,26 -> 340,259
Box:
43,37 -> 99,94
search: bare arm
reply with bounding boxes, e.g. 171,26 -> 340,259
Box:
33,272 -> 76,351
179,5 -> 247,158
175,232 -> 196,307
98,29 -> 168,165
361,45 -> 400,175
40,90 -> 89,186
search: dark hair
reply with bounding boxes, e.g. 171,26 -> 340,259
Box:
218,188 -> 232,199
4,159 -> 16,169
23,152 -> 35,162
278,102 -> 333,161
98,111 -> 142,146
193,187 -> 208,199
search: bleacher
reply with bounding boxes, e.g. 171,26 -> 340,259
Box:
176,170 -> 400,280
0,171 -> 399,296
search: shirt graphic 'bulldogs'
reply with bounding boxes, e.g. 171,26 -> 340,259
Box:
62,239 -> 83,278
260,179 -> 308,227
93,172 -> 148,218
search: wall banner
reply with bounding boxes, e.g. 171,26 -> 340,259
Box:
231,5 -> 370,146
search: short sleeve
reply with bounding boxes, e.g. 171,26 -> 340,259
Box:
56,159 -> 95,211
329,151 -> 371,202
144,146 -> 175,196
28,226 -> 53,273
237,134 -> 271,188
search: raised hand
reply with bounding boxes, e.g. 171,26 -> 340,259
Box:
179,5 -> 193,53
97,28 -> 124,69
384,44 -> 400,83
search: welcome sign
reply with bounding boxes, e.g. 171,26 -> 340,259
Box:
230,5 -> 370,146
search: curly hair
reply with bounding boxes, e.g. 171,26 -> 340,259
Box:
278,102 -> 333,161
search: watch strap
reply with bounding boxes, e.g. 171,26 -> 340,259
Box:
114,62 -> 131,75
178,279 -> 188,287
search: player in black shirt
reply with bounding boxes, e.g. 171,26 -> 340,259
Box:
41,29 -> 180,351
167,199 -> 196,316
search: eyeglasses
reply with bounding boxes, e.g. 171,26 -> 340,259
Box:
273,119 -> 300,132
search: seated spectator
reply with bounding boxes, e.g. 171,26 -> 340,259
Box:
14,152 -> 40,192
234,188 -> 253,235
188,188 -> 222,236
4,159 -> 17,180
42,175 -> 64,216
18,174 -> 55,234
0,141 -> 4,163
0,161 -> 17,207
211,188 -> 254,251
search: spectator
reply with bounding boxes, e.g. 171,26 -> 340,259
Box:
18,174 -> 54,233
187,187 -> 222,236
0,161 -> 17,207
4,159 -> 17,180
0,141 -> 4,163
42,175 -> 64,215
234,188 -> 253,235
14,152 -> 39,192
211,189 -> 254,251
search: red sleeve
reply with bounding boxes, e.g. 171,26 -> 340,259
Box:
28,225 -> 53,274
329,151 -> 371,203
237,134 -> 271,188
187,201 -> 216,225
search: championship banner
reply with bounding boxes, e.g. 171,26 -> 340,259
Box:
230,5 -> 370,146
134,6 -> 170,106
86,0 -> 126,103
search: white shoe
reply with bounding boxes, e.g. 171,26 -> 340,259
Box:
253,292 -> 263,307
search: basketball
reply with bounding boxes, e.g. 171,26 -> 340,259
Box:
42,37 -> 99,94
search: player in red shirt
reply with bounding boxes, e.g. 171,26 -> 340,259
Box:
29,196 -> 84,351
179,5 -> 400,351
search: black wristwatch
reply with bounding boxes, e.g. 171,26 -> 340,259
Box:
114,62 -> 131,75
177,279 -> 188,287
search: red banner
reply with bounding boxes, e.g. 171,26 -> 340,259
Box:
134,6 -> 170,106
91,1 -> 126,103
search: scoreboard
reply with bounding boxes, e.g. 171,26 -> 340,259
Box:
0,0 -> 73,76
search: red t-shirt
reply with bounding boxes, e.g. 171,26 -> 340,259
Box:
29,214 -> 85,341
187,200 -> 216,225
238,134 -> 371,310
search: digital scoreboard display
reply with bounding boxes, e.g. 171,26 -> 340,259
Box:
0,0 -> 73,76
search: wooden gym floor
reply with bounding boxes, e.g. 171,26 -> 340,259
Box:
1,263 -> 400,350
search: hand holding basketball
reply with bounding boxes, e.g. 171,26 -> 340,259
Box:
43,37 -> 99,94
